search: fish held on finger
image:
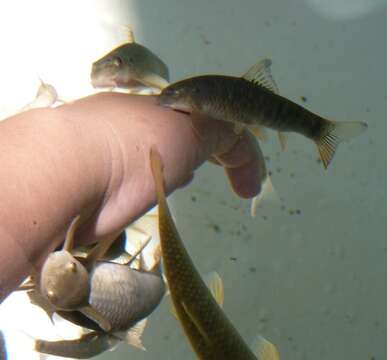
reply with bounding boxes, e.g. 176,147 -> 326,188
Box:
158,59 -> 367,168
91,27 -> 169,93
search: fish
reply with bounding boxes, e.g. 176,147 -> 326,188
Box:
149,147 -> 279,359
34,332 -> 119,360
21,216 -> 165,358
91,27 -> 169,93
22,78 -> 61,111
158,59 -> 368,168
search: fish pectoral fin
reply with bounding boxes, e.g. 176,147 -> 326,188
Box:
248,125 -> 269,142
277,132 -> 288,151
204,272 -> 224,308
242,59 -> 279,94
125,318 -> 147,351
315,120 -> 368,169
80,305 -> 112,332
27,290 -> 56,323
251,335 -> 280,360
250,174 -> 279,217
140,73 -> 170,91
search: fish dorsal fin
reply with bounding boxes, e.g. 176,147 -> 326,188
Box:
125,318 -> 147,350
242,59 -> 279,94
121,25 -> 135,43
63,215 -> 81,252
204,271 -> 224,308
251,335 -> 280,360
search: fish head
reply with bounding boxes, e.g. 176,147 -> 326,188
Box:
158,78 -> 208,114
91,55 -> 124,88
39,250 -> 90,310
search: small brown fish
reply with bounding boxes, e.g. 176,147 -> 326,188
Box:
23,216 -> 165,358
91,27 -> 169,93
150,148 -> 279,360
158,59 -> 367,168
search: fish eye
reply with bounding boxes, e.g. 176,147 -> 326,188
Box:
112,57 -> 122,67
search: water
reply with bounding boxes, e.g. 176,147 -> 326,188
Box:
0,0 -> 385,359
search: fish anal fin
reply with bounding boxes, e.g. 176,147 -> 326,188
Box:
251,335 -> 280,360
249,125 -> 269,142
80,305 -> 112,332
242,59 -> 279,94
315,120 -> 367,169
125,318 -> 147,351
277,132 -> 288,151
204,272 -> 224,308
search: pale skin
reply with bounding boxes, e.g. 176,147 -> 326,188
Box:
0,92 -> 264,303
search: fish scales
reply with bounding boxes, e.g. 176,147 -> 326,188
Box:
151,149 -> 263,359
159,59 -> 367,168
89,262 -> 165,331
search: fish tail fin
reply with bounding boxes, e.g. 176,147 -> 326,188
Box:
251,335 -> 280,360
315,120 -> 368,169
250,175 -> 279,217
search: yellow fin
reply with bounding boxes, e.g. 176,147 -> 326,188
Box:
251,335 -> 280,360
249,125 -> 269,142
242,59 -> 279,94
277,132 -> 288,151
140,73 -> 170,91
204,271 -> 224,307
315,120 -> 367,169
250,175 -> 279,217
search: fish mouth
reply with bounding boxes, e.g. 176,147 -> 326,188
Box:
90,76 -> 118,89
157,95 -> 193,114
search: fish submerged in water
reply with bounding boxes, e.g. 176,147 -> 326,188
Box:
150,148 -> 279,359
158,59 -> 367,168
91,26 -> 169,93
20,216 -> 165,358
